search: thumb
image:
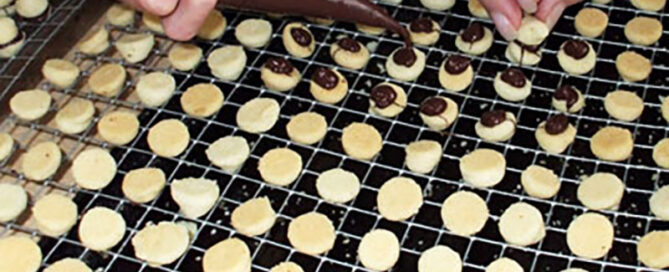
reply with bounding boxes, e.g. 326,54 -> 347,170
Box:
479,0 -> 522,41
121,0 -> 178,16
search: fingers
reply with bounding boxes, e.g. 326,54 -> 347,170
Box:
536,0 -> 583,29
121,0 -> 178,16
162,0 -> 217,41
479,0 -> 523,41
517,0 -> 538,13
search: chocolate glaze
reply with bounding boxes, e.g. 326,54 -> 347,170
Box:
312,68 -> 338,89
265,58 -> 294,74
554,85 -> 579,108
461,23 -> 484,43
500,68 -> 526,88
370,84 -> 396,109
0,31 -> 23,50
563,40 -> 589,60
290,27 -> 312,46
444,55 -> 470,74
410,18 -> 434,33
545,114 -> 569,135
219,0 -> 412,46
481,110 -> 506,127
393,47 -> 416,67
513,41 -> 540,54
337,37 -> 361,52
420,97 -> 447,116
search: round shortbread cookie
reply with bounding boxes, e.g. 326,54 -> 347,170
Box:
286,112 -> 327,145
0,236 -> 42,272
630,0 -> 666,11
122,167 -> 166,204
566,213 -> 613,259
405,140 -> 442,174
650,185 -> 669,220
147,119 -> 190,157
136,72 -> 175,107
369,82 -> 407,118
16,0 -> 47,18
168,43 -> 202,71
578,173 -> 625,210
475,110 -> 517,142
44,258 -> 91,272
197,9 -> 226,40
270,262 -> 303,272
33,193 -> 77,237
304,16 -> 334,25
418,245 -> 462,272
181,83 -> 224,118
0,133 -> 12,161
616,51 -> 651,82
493,68 -> 532,102
552,85 -> 586,113
206,136 -> 250,172
505,41 -> 542,66
439,55 -> 474,92
21,141 -> 61,181
132,221 -> 189,267
521,165 -> 560,199
98,110 -> 139,145
330,37 -> 370,70
171,177 -> 220,218
663,97 -> 669,123
231,197 -> 276,237
258,148 -> 303,186
115,33 -> 154,63
316,168 -> 360,204
356,23 -> 386,35
42,58 -> 80,89
0,17 -> 24,58
654,138 -> 669,169
590,126 -> 634,162
72,148 -> 116,190
283,22 -> 315,58
309,67 -> 348,104
55,97 -> 94,134
574,8 -> 608,38
517,16 -> 549,46
625,17 -> 662,46
535,115 -> 577,154
407,18 -> 441,46
468,0 -> 488,18
208,45 -> 247,81
604,90 -> 644,121
287,212 -> 336,255
459,148 -> 506,188
78,27 -> 109,55
358,229 -> 400,271
142,13 -> 164,33
105,3 -> 134,27
441,191 -> 488,237
486,258 -> 523,272
203,238 -> 251,272
341,122 -> 383,160
420,0 -> 455,10
261,57 -> 301,92
455,23 -> 493,55
0,183 -> 26,222
79,207 -> 126,251
637,231 -> 669,269
419,96 -> 459,131
377,177 -> 423,221
557,39 -> 596,75
236,97 -> 280,134
498,202 -> 546,246
235,18 -> 272,48
88,63 -> 126,97
386,46 -> 426,81
10,89 -> 51,121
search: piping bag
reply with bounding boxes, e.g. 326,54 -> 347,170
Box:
218,0 -> 412,47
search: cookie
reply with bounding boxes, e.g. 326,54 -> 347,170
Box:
181,83 -> 224,118
171,177 -> 219,218
0,236 -> 41,272
0,17 -> 23,58
574,8 -> 608,38
517,16 -> 549,45
498,202 -> 546,246
420,0 -> 455,10
135,72 -> 175,107
168,43 -> 202,71
590,126 -> 634,161
418,245 -> 462,272
356,23 -> 385,35
468,0 -> 489,18
132,222 -> 189,267
236,97 -> 280,133
41,58 -> 80,89
79,207 -> 126,251
341,122 -> 383,160
32,193 -> 77,237
16,0 -> 47,18
286,111 -> 327,145
73,148 -> 116,190
122,168 -> 166,204
115,33 -> 154,63
459,148 -> 506,188
505,41 -> 542,66
147,119 -> 190,157
231,197 -> 276,237
439,55 -> 474,92
653,138 -> 669,168
552,85 -> 586,113
369,82 -> 407,117
197,9 -> 226,40
386,46 -> 426,81
21,141 -> 61,181
235,18 -> 272,48
494,68 -> 531,101
142,12 -> 164,33
566,213 -> 613,259
455,23 -> 493,55
258,147 -> 303,186
663,97 -> 669,123
0,183 -> 26,222
616,51 -> 651,82
98,110 -> 139,145
358,229 -> 400,271
305,16 -> 334,25
0,133 -> 12,161
105,3 -> 134,27
557,39 -> 596,75
486,258 -> 523,272
55,97 -> 94,134
316,168 -> 360,203
310,67 -> 348,104
261,57 -> 301,92
407,18 -> 440,46
475,110 -> 517,142
535,114 -> 577,154
637,231 -> 669,269
330,37 -> 370,70
604,89 -> 644,121
203,238 -> 251,272
208,45 -> 247,81
9,89 -> 51,121
405,140 -> 441,174
88,63 -> 126,97
282,22 -> 315,58
578,172 -> 624,211
521,165 -> 560,199
625,17 -> 662,46
270,262 -> 303,272
78,27 -> 108,55
377,177 -> 423,221
206,136 -> 250,172
441,191 -> 488,237
630,0 -> 666,11
44,258 -> 91,272
419,96 -> 459,131
287,212 -> 336,255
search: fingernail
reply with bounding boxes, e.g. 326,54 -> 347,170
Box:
519,0 -> 537,13
144,0 -> 174,15
544,3 -> 566,29
490,12 -> 518,41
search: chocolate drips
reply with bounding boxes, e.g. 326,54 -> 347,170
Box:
554,85 -> 578,108
410,18 -> 434,33
337,37 -> 361,52
265,58 -> 294,74
370,85 -> 397,109
514,41 -> 540,55
420,97 -> 447,116
500,68 -> 526,88
545,114 -> 569,135
393,47 -> 416,67
481,110 -> 506,127
563,40 -> 589,60
444,55 -> 470,75
461,23 -> 484,43
290,27 -> 312,46
312,68 -> 338,89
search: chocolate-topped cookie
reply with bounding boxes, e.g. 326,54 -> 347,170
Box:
420,97 -> 447,116
563,40 -> 589,60
557,39 -> 596,75
312,68 -> 338,89
554,85 -> 578,108
410,18 -> 435,33
500,68 -> 526,88
419,96 -> 459,131
407,17 -> 441,46
461,23 -> 484,43
310,68 -> 348,104
290,27 -> 312,46
369,83 -> 407,118
544,114 -> 569,135
494,68 -> 532,102
337,37 -> 361,52
330,37 -> 370,70
444,55 -> 471,75
455,22 -> 493,56
265,58 -> 294,75
282,22 -> 316,58
386,47 -> 426,82
480,110 -> 507,127
393,47 -> 417,67
370,85 -> 397,109
475,110 -> 517,142
439,55 -> 474,92
536,114 -> 576,154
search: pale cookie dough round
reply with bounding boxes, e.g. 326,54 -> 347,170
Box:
0,133 -> 12,161
650,185 -> 669,220
341,122 -> 383,160
405,140 -> 441,174
517,16 -> 549,46
557,39 -> 596,75
206,136 -> 250,172
142,13 -> 164,33
287,212 -> 336,255
305,16 -> 334,25
468,0 -> 489,18
33,193 -> 77,237
330,37 -> 370,70
9,89 -> 51,121
0,17 -> 24,58
455,23 -> 493,55
132,221 -> 189,267
578,172 -> 624,210
181,83 -> 224,118
407,18 -> 441,46
494,68 -> 531,101
535,114 -> 577,154
566,212 -> 613,259
42,58 -> 80,89
310,67 -> 348,103
439,55 -> 474,92
197,9 -> 226,40
231,197 -> 276,237
593,0 -> 612,3
521,165 -> 560,199
258,148 -> 303,186
105,3 -> 134,27
418,245 -> 462,272
55,97 -> 94,134
505,41 -> 542,66
386,46 -> 426,81
358,229 -> 400,271
356,23 -> 385,35
89,63 -> 126,97
590,126 -> 634,162
169,43 -> 202,71
98,110 -> 139,145
0,183 -> 26,222
203,238 -> 251,272
21,141 -> 61,181
552,85 -> 586,113
377,177 -> 423,221
604,90 -> 644,121
0,236 -> 41,272
236,97 -> 280,133
459,148 -> 506,188
136,72 -> 175,107
171,177 -> 220,218
441,191 -> 488,237
574,8 -> 608,38
420,0 -> 455,10
78,27 -> 108,55
616,51 -> 651,82
270,262 -> 303,272
45,258 -> 91,272
235,18 -> 272,48
630,0 -> 666,11
72,148 -> 116,190
369,82 -> 407,118
208,45 -> 247,81
115,33 -> 154,64
261,58 -> 301,92
637,231 -> 669,269
654,138 -> 669,169
625,17 -> 663,46
475,110 -> 517,142
16,0 -> 47,18
122,167 -> 166,204
283,22 -> 315,58
286,112 -> 327,145
486,258 -> 523,272
316,168 -> 360,203
147,119 -> 190,157
498,202 -> 546,246
79,207 -> 126,251
419,96 -> 459,131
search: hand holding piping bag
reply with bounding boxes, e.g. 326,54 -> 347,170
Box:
121,0 -> 217,41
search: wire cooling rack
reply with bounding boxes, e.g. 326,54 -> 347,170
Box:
0,0 -> 668,271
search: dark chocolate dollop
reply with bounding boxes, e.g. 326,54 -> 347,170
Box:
545,114 -> 569,135
410,18 -> 434,33
514,40 -> 540,54
265,58 -> 294,74
563,40 -> 589,60
290,27 -> 312,46
337,37 -> 361,52
461,23 -> 484,43
420,97 -> 447,116
370,85 -> 397,109
444,55 -> 471,75
481,110 -> 506,127
500,68 -> 526,88
553,85 -> 578,108
393,47 -> 416,67
312,68 -> 338,89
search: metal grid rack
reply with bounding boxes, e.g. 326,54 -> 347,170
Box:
0,0 -> 668,271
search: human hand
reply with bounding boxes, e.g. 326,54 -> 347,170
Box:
478,0 -> 583,41
121,0 -> 217,41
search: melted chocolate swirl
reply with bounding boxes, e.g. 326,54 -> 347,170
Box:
370,85 -> 397,109
337,37 -> 361,52
312,68 -> 339,89
500,68 -> 526,88
553,85 -> 579,109
265,58 -> 294,74
393,47 -> 416,67
481,110 -> 507,127
544,114 -> 569,135
444,55 -> 470,75
461,23 -> 484,43
563,40 -> 589,60
290,27 -> 312,46
420,97 -> 447,116
410,18 -> 434,33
